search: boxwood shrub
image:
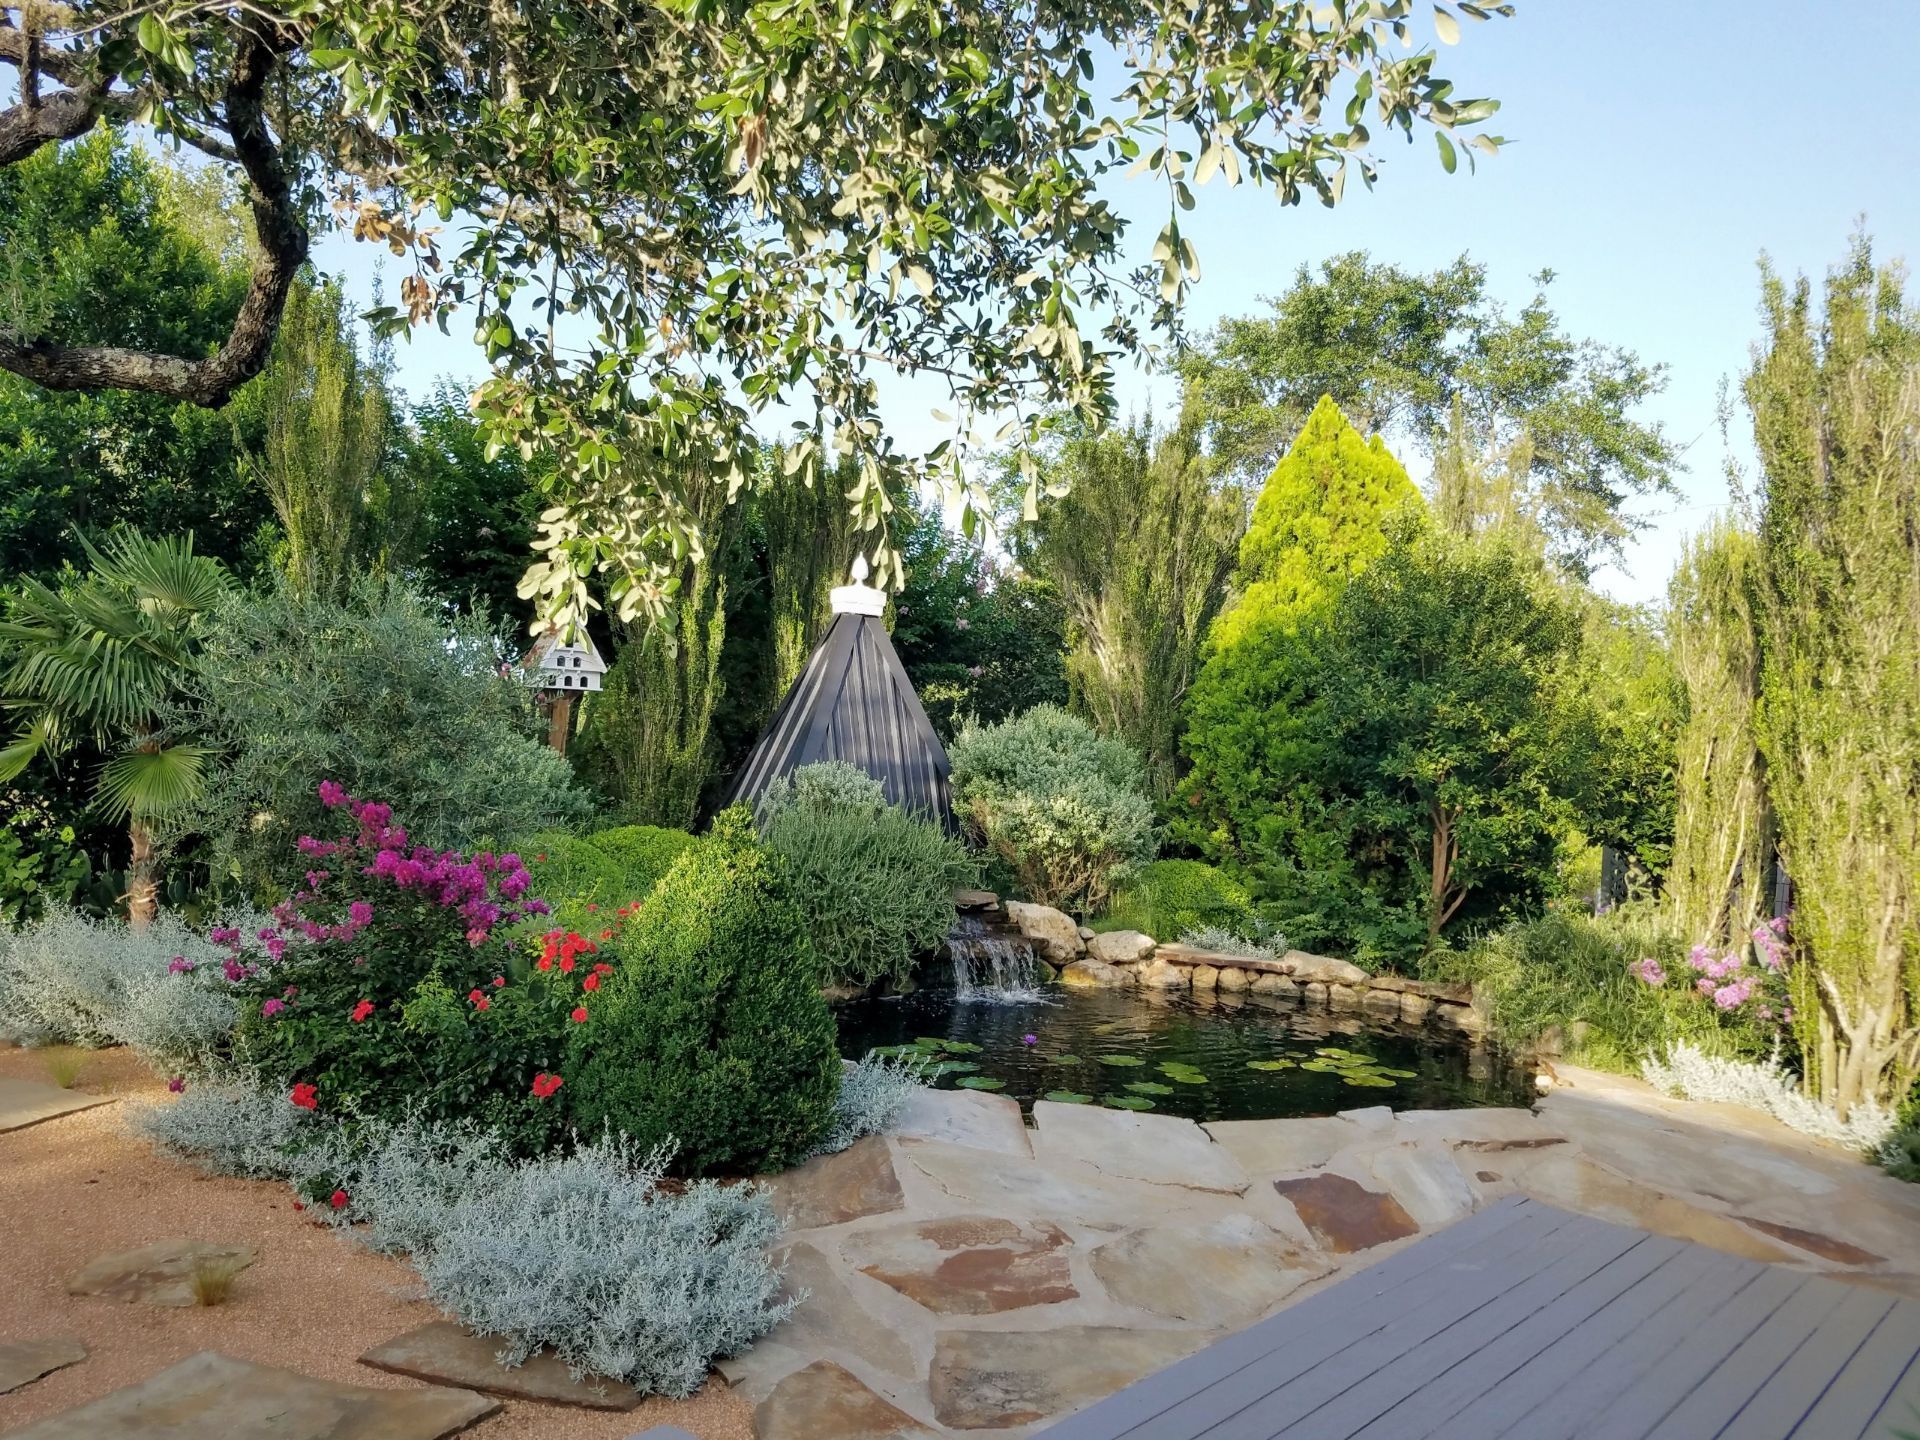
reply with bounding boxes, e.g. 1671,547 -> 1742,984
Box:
583,825 -> 697,900
565,808 -> 840,1176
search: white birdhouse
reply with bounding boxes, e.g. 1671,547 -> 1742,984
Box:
524,629 -> 607,694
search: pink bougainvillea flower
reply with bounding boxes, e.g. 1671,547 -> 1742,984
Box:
290,1083 -> 318,1111
261,998 -> 286,1018
582,973 -> 600,992
570,1006 -> 588,1024
467,989 -> 490,1011
351,999 -> 375,1024
318,779 -> 350,808
167,955 -> 195,974
330,1188 -> 349,1210
167,1076 -> 185,1094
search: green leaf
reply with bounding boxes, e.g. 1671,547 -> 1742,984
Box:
1043,1091 -> 1092,1104
1435,131 -> 1458,174
1095,1054 -> 1146,1067
1434,5 -> 1462,44
1103,1094 -> 1156,1111
1125,1081 -> 1175,1095
1246,1059 -> 1296,1071
956,1075 -> 1007,1090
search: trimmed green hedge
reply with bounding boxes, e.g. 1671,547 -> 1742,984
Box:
583,825 -> 697,901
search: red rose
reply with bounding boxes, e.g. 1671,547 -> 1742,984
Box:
330,1189 -> 349,1210
350,999 -> 375,1024
583,973 -> 600,992
570,1006 -> 588,1024
290,1082 -> 318,1111
531,1072 -> 564,1098
592,962 -> 613,976
492,975 -> 506,988
536,956 -> 553,972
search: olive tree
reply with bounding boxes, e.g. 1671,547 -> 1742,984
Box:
1,0 -> 1511,636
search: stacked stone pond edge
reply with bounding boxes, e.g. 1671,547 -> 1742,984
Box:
952,889 -> 1493,1039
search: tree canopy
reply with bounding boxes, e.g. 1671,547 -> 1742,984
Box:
2,1 -> 1512,635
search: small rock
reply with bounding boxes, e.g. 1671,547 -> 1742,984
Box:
1087,930 -> 1155,965
1328,983 -> 1360,1011
1060,959 -> 1130,989
953,888 -> 999,910
1078,925 -> 1096,941
1399,992 -> 1432,1023
1139,958 -> 1190,989
1216,966 -> 1250,993
1190,964 -> 1219,991
1284,950 -> 1369,985
66,1240 -> 256,1308
1301,981 -> 1329,1007
1004,901 -> 1085,963
0,1338 -> 86,1396
1360,988 -> 1401,1018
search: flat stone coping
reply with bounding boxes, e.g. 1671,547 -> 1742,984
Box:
359,1321 -> 646,1410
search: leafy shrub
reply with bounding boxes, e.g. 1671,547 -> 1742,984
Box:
167,578 -> 589,895
0,904 -> 241,1065
229,784 -> 584,1156
949,705 -> 1156,914
519,832 -> 629,906
584,825 -> 697,899
134,1072 -> 323,1181
1428,905 -> 1764,1071
759,763 -> 976,990
566,809 -> 840,1176
414,1134 -> 790,1393
1100,859 -> 1252,941
814,1053 -> 927,1157
1881,1120 -> 1920,1183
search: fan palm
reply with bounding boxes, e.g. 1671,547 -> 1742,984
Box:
0,529 -> 229,928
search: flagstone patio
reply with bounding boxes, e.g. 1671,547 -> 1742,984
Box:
730,1068 -> 1920,1437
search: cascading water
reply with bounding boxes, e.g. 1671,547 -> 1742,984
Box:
947,913 -> 1050,1002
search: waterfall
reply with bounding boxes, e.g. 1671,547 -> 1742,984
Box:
947,914 -> 1048,1002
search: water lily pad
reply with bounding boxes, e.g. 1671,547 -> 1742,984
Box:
957,1075 -> 1007,1090
867,1044 -> 924,1060
1125,1081 -> 1175,1095
1102,1094 -> 1156,1111
1341,1073 -> 1397,1088
1377,1067 -> 1418,1079
1043,1090 -> 1093,1104
919,1037 -> 982,1054
1158,1062 -> 1210,1084
1298,1060 -> 1342,1073
1246,1059 -> 1296,1071
1095,1054 -> 1146,1068
925,1060 -> 981,1078
1046,1054 -> 1083,1066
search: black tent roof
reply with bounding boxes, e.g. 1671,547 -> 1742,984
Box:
726,605 -> 954,829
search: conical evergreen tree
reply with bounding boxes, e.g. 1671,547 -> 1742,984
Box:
1210,394 -> 1421,649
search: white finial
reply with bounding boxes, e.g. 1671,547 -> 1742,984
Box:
831,550 -> 886,616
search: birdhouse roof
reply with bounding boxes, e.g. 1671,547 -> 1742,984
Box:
525,629 -> 608,674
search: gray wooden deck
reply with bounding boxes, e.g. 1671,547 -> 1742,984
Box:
1034,1195 -> 1920,1440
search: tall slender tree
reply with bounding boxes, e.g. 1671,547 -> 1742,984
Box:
0,530 -> 228,927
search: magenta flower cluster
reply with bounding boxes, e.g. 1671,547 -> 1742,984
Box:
1631,915 -> 1793,1023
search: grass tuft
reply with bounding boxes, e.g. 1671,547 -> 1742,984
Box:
41,1046 -> 87,1089
189,1255 -> 245,1307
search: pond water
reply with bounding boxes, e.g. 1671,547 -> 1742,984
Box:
835,986 -> 1532,1124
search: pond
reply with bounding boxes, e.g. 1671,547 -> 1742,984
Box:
835,986 -> 1532,1124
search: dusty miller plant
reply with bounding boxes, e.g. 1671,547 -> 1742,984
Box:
813,1053 -> 927,1158
1642,1042 -> 1896,1152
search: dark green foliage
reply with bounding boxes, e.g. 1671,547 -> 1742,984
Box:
402,382 -> 542,629
565,810 -> 840,1176
0,782 -> 93,926
759,767 -> 977,990
1099,860 -> 1253,942
583,826 -> 697,900
0,134 -> 271,585
519,834 -> 630,908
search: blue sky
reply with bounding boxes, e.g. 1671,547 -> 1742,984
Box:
316,0 -> 1918,607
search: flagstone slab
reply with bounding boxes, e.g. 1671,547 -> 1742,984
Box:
1203,1116 -> 1358,1177
66,1239 -> 256,1307
358,1320 -> 644,1410
1090,1214 -> 1328,1328
0,1077 -> 112,1133
752,1360 -> 939,1440
1510,1153 -> 1797,1265
763,1136 -> 904,1231
847,1215 -> 1077,1315
719,1242 -> 917,1398
1734,1216 -> 1885,1267
898,1139 -> 1245,1230
1271,1172 -> 1420,1253
1030,1101 -> 1249,1194
1,1350 -> 497,1440
1366,1144 -> 1477,1227
888,1087 -> 1031,1157
1391,1106 -> 1560,1147
0,1338 -> 86,1395
930,1326 -> 1214,1430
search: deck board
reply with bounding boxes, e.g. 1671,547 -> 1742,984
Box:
1034,1200 -> 1920,1440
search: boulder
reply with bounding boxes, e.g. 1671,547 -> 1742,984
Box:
1216,966 -> 1251,993
1087,930 -> 1155,966
1004,901 -> 1085,963
1060,959 -> 1131,989
1301,981 -> 1329,1007
1190,964 -> 1219,991
1328,983 -> 1360,1012
1250,973 -> 1300,1001
1360,988 -> 1402,1019
1284,950 -> 1369,986
1139,958 -> 1190,989
952,888 -> 1000,910
1399,992 -> 1433,1024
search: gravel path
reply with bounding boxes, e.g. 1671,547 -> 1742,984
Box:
0,1044 -> 751,1439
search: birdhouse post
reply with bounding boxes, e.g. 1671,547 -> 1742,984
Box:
522,629 -> 607,755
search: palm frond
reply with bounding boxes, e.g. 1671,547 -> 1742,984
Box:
94,744 -> 213,820
77,528 -> 230,623
0,716 -> 59,784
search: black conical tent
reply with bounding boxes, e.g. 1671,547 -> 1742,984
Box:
727,572 -> 954,829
